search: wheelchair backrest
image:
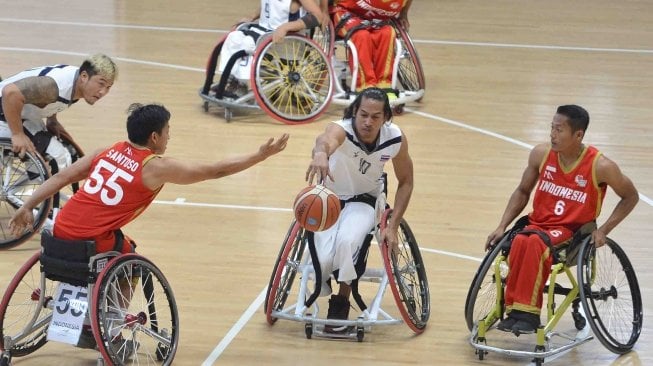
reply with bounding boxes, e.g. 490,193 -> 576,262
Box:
40,230 -> 97,287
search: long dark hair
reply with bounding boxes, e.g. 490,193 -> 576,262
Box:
343,87 -> 393,122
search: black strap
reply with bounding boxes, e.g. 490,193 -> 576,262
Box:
113,229 -> 126,252
304,231 -> 322,308
340,193 -> 376,209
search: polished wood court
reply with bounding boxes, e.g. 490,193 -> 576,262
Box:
1,0 -> 652,365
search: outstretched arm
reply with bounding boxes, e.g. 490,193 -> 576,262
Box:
305,122 -> 346,184
142,134 -> 289,189
485,143 -> 547,250
9,148 -> 101,235
592,155 -> 638,246
2,76 -> 59,156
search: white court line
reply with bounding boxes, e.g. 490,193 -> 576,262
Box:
2,17 -> 653,55
202,288 -> 267,366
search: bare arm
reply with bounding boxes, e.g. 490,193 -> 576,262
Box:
273,0 -> 326,41
142,134 -> 289,189
8,148 -> 101,235
592,155 -> 638,246
305,122 -> 346,184
485,143 -> 547,249
398,0 -> 412,30
2,76 -> 59,156
382,132 -> 413,252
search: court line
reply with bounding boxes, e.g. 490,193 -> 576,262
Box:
2,17 -> 653,55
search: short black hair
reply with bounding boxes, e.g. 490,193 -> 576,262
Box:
126,103 -> 170,145
343,87 -> 393,121
556,104 -> 589,132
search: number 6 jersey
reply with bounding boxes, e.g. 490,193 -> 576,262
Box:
54,141 -> 162,243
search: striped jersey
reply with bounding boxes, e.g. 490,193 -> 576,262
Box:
529,145 -> 606,231
326,118 -> 402,199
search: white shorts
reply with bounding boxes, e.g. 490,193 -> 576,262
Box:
312,201 -> 375,296
0,119 -> 72,170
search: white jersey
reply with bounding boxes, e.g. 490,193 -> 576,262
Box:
258,0 -> 305,30
327,119 -> 402,199
0,65 -> 78,121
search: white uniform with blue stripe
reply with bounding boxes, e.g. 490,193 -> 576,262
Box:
314,118 -> 403,295
0,65 -> 79,168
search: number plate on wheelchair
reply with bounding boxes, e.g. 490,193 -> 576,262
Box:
46,283 -> 89,345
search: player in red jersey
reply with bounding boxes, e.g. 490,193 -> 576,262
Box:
331,0 -> 412,93
485,105 -> 639,334
9,103 -> 289,252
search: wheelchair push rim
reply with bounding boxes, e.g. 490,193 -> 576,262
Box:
252,35 -> 334,125
380,209 -> 430,333
91,253 -> 179,365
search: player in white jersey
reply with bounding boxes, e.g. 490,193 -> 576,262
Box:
305,87 -> 414,332
0,54 -> 117,170
217,0 -> 327,94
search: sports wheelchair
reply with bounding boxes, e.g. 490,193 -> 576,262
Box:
0,231 -> 179,365
0,135 -> 83,250
199,23 -> 335,124
328,18 -> 425,115
465,216 -> 643,365
264,195 -> 430,342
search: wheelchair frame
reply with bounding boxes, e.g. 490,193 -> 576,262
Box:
0,234 -> 179,365
265,207 -> 429,342
329,18 -> 425,114
199,23 -> 334,125
465,218 -> 643,365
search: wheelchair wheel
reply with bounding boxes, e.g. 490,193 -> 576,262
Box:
265,220 -> 306,325
464,239 -> 509,332
380,209 -> 430,333
577,238 -> 642,354
91,254 -> 179,365
0,138 -> 51,249
252,35 -> 334,125
392,20 -> 425,100
0,252 -> 55,356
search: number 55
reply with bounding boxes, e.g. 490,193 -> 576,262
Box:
83,159 -> 134,206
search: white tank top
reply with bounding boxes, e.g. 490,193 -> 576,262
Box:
258,0 -> 304,30
0,65 -> 78,121
326,118 -> 402,199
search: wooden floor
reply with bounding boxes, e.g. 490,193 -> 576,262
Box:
1,0 -> 652,365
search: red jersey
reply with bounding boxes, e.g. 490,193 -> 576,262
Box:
54,141 -> 162,242
529,145 -> 606,231
334,0 -> 407,20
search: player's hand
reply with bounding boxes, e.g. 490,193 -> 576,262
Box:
485,228 -> 505,251
382,227 -> 400,256
591,229 -> 607,248
305,151 -> 332,184
259,133 -> 289,158
11,133 -> 37,158
273,26 -> 290,43
46,118 -> 68,139
9,207 -> 35,237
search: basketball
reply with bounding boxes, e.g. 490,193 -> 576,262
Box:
293,185 -> 341,232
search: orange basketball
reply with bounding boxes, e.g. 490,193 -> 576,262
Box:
293,185 -> 341,232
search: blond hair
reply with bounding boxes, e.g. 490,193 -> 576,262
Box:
80,53 -> 118,82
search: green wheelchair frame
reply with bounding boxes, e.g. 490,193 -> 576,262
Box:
465,217 -> 643,365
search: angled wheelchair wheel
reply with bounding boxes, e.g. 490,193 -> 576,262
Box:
380,209 -> 430,333
0,139 -> 51,249
464,239 -> 509,332
252,35 -> 334,125
577,238 -> 642,354
0,252 -> 55,357
392,20 -> 425,100
91,254 -> 179,365
265,220 -> 306,325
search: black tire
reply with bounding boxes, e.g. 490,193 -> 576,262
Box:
0,252 -> 54,356
577,238 -> 643,354
464,240 -> 509,332
0,139 -> 51,249
92,254 -> 179,365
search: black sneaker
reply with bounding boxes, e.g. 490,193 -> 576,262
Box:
111,336 -> 139,363
496,316 -> 517,332
76,325 -> 97,349
509,310 -> 540,335
325,294 -> 350,333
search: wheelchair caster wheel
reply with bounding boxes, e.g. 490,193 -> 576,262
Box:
392,104 -> 405,115
1,352 -> 11,366
156,343 -> 170,361
305,323 -> 313,339
203,101 -> 209,112
224,108 -> 233,122
356,326 -> 364,342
